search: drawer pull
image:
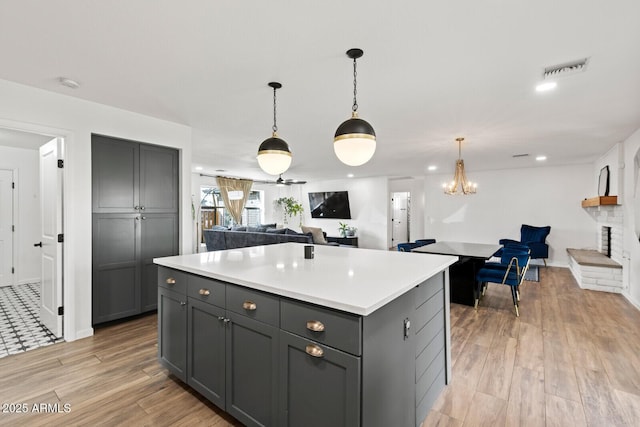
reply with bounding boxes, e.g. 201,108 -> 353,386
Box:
199,288 -> 210,296
166,277 -> 176,285
242,301 -> 257,311
306,320 -> 325,332
305,344 -> 324,358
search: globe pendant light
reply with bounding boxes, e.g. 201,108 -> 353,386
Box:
334,48 -> 376,166
257,82 -> 292,175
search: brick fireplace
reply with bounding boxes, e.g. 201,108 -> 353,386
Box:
567,203 -> 623,293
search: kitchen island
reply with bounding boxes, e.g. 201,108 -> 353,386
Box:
154,243 -> 457,427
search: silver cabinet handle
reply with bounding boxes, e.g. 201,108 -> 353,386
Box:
306,320 -> 325,332
140,206 -> 145,210
180,301 -> 186,306
242,301 -> 257,311
305,344 -> 324,358
166,277 -> 176,285
199,289 -> 210,296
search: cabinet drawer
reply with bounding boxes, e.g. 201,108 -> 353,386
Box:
280,299 -> 362,356
226,286 -> 279,326
187,275 -> 226,307
158,267 -> 187,294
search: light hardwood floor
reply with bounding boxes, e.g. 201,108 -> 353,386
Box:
424,266 -> 640,427
0,266 -> 639,426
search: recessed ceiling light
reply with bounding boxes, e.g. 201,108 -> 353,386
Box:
347,173 -> 354,178
427,165 -> 437,171
59,77 -> 80,89
215,169 -> 226,172
536,155 -> 547,161
195,166 -> 203,171
535,82 -> 557,92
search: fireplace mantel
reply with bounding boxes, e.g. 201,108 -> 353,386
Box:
581,196 -> 618,208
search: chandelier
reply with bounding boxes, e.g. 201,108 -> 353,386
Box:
443,137 -> 477,195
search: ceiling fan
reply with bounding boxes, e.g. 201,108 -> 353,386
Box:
270,174 -> 307,186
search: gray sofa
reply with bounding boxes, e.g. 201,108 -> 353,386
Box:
204,228 -> 313,251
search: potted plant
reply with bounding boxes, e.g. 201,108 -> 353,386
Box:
275,197 -> 304,225
338,222 -> 357,238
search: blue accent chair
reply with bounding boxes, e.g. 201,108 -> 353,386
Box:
499,224 -> 550,266
397,242 -> 420,252
475,247 -> 530,317
415,239 -> 436,247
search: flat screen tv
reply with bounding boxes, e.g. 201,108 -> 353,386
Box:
308,191 -> 352,219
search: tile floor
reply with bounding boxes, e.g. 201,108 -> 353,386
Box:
0,283 -> 62,359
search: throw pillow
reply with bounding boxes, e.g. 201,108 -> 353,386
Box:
284,228 -> 301,235
259,223 -> 277,230
211,225 -> 229,231
301,226 -> 327,244
231,225 -> 247,231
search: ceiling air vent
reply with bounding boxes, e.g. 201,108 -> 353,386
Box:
543,58 -> 589,80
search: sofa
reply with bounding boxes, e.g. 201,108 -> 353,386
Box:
204,227 -> 313,251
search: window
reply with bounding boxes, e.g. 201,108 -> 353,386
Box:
199,187 -> 263,237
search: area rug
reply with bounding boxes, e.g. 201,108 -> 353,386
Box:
524,265 -> 539,282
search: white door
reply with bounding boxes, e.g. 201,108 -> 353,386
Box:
391,192 -> 409,246
0,170 -> 13,287
39,138 -> 63,337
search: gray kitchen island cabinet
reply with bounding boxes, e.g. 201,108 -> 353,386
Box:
155,243 -> 456,427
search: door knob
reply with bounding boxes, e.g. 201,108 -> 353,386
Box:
34,242 -> 43,247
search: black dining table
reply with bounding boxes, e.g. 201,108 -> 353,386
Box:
413,241 -> 501,306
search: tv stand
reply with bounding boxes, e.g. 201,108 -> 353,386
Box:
326,236 -> 359,247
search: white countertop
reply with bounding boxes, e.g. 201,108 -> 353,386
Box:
154,243 -> 457,316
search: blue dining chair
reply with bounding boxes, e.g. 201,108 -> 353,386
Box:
397,242 -> 420,252
415,239 -> 436,247
475,247 -> 530,317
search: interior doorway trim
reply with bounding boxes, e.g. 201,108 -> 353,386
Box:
0,118 -> 72,340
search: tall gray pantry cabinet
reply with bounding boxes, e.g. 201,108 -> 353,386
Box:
92,135 -> 179,324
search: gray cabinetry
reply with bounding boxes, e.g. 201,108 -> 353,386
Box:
92,135 -> 178,324
158,286 -> 187,381
158,267 -> 278,427
157,266 -> 448,427
187,297 -> 226,407
279,330 -> 360,427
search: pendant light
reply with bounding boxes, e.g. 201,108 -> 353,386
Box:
334,48 -> 376,166
257,82 -> 292,175
443,138 -> 477,195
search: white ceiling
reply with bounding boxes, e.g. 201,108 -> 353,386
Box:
0,1 -> 639,182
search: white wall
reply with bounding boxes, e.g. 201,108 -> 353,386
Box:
0,145 -> 40,284
424,164 -> 595,266
621,128 -> 640,308
256,177 -> 389,250
0,79 -> 192,341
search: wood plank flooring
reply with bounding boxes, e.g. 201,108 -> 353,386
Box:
0,266 -> 638,426
424,266 -> 640,427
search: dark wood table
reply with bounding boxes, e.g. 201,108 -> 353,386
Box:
413,241 -> 501,306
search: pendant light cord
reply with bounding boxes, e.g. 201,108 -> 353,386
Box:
272,86 -> 278,133
352,57 -> 358,113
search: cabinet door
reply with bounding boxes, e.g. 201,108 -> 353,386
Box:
140,214 -> 179,312
92,214 -> 141,324
158,287 -> 187,381
226,312 -> 279,427
187,298 -> 226,408
279,331 -> 361,427
92,135 -> 139,213
139,144 -> 178,213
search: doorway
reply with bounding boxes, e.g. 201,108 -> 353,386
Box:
391,192 -> 411,248
0,128 -> 64,358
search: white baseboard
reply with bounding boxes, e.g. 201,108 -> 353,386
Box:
623,291 -> 640,312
